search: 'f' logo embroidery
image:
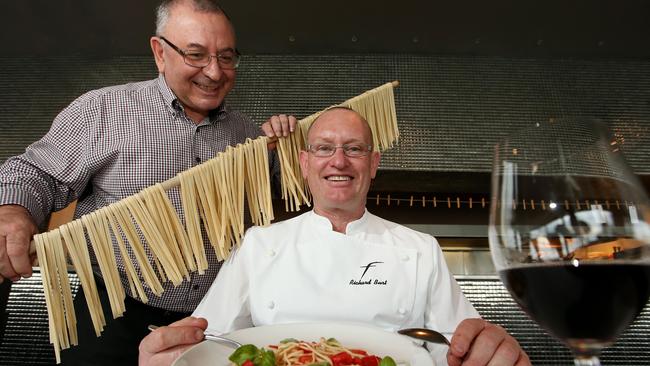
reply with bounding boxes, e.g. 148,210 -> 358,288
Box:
360,261 -> 383,280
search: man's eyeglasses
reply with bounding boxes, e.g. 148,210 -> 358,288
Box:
306,143 -> 373,158
158,36 -> 241,69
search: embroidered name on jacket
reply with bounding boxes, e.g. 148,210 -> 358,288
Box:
350,261 -> 388,286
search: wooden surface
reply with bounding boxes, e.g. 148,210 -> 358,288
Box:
47,201 -> 76,230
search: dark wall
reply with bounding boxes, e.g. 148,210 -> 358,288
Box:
1,0 -> 649,58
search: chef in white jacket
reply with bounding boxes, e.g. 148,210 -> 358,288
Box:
139,107 -> 531,366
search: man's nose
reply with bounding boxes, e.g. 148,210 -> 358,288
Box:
329,147 -> 349,167
202,56 -> 223,79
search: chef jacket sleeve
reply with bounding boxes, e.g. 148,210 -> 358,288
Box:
424,236 -> 480,326
192,234 -> 254,334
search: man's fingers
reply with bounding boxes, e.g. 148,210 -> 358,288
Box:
141,343 -> 195,366
515,350 -> 532,366
0,205 -> 38,280
451,319 -> 528,366
167,316 -> 208,329
271,114 -> 289,137
449,318 -> 486,357
485,336 -> 522,366
140,325 -> 204,354
460,324 -> 505,366
0,236 -> 18,280
6,231 -> 34,278
262,114 -> 297,139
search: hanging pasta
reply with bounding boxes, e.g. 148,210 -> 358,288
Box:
81,211 -> 126,319
276,126 -> 311,212
110,201 -> 164,296
60,221 -> 106,337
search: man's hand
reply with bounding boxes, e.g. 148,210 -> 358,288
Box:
447,318 -> 531,366
261,114 -> 297,149
0,204 -> 38,283
138,316 -> 208,366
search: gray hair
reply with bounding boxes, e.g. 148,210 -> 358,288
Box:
155,0 -> 231,36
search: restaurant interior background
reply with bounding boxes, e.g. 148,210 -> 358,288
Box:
1,0 -> 649,364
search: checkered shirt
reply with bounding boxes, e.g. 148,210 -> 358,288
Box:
0,74 -> 276,312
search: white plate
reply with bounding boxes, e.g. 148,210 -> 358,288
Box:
172,322 -> 434,366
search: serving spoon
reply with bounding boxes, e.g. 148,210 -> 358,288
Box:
398,328 -> 452,346
148,324 -> 242,348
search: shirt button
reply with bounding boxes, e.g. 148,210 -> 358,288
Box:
398,308 -> 407,315
195,157 -> 201,163
192,284 -> 200,290
401,254 -> 410,261
268,250 -> 276,257
267,301 -> 275,309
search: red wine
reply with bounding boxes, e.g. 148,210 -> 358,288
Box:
500,262 -> 650,352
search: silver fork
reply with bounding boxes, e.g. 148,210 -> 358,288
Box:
147,324 -> 242,348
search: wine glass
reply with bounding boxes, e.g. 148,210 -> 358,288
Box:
488,118 -> 650,366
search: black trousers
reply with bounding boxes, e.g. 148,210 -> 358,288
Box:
60,279 -> 190,365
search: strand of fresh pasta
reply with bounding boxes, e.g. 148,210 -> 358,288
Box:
179,170 -> 208,273
69,220 -> 106,332
111,201 -> 164,295
105,208 -> 148,302
152,184 -> 196,274
33,234 -> 62,363
81,212 -> 125,319
60,222 -> 105,337
243,139 -> 264,226
142,186 -> 190,281
48,230 -> 77,348
124,195 -> 184,286
32,81 -> 399,362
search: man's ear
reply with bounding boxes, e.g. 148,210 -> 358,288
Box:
370,151 -> 381,179
299,150 -> 309,180
150,37 -> 166,73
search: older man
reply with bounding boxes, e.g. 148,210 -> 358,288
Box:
0,0 -> 293,363
139,107 -> 530,366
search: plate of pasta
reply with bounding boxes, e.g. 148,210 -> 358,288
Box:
172,322 -> 434,366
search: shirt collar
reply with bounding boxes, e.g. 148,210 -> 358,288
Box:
308,208 -> 370,235
156,74 -> 229,123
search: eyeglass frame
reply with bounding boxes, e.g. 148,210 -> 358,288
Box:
158,36 -> 241,69
306,143 -> 374,158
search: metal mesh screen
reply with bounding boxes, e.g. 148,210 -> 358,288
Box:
1,55 -> 649,176
0,272 -> 79,365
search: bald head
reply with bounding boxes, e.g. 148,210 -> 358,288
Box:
306,107 -> 374,148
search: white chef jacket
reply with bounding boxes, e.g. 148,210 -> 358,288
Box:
193,209 -> 479,363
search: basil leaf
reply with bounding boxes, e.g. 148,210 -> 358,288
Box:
379,356 -> 397,366
254,349 -> 276,366
228,344 -> 259,366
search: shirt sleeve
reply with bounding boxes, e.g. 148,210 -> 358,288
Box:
0,97 -> 95,225
192,231 -> 255,334
424,237 -> 480,363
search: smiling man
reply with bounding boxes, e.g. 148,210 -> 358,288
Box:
139,107 -> 531,366
151,1 -> 237,123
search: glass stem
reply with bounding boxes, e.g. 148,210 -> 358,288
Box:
574,356 -> 601,366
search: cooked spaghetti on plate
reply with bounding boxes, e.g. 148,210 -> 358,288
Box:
228,337 -> 397,366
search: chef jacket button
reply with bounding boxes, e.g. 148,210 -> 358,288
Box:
401,254 -> 410,261
267,301 -> 275,309
398,308 -> 407,315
